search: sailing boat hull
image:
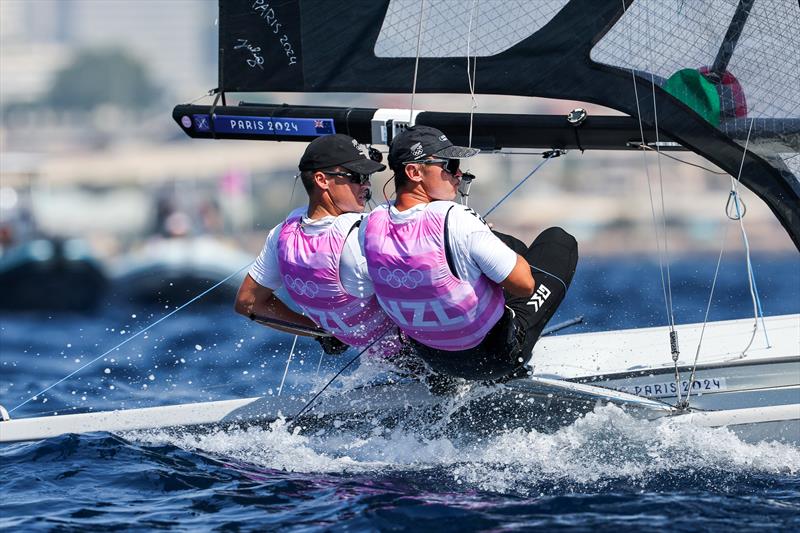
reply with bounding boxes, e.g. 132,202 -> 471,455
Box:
2,315 -> 797,445
2,380 -> 796,446
533,313 -> 800,444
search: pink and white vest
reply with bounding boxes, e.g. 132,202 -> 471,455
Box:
363,202 -> 505,351
276,213 -> 394,348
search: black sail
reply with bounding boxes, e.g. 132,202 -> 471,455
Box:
213,0 -> 799,248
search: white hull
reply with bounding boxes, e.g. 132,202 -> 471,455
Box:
533,314 -> 799,412
2,314 -> 798,445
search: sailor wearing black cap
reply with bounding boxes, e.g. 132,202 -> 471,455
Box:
235,134 -> 404,358
361,125 -> 578,381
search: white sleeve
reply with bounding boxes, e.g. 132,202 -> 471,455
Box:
248,222 -> 284,289
446,206 -> 518,284
340,222 -> 375,298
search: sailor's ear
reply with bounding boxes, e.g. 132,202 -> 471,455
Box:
405,163 -> 424,183
313,170 -> 329,190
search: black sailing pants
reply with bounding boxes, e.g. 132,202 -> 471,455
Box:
412,227 -> 579,380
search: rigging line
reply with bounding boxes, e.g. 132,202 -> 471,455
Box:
686,119 -> 765,405
645,9 -> 683,407
458,0 -> 480,208
409,0 -> 427,123
466,0 -> 479,149
639,3 -> 675,331
683,119 -> 756,405
644,7 -> 672,331
31,375 -> 257,418
686,120 -> 766,403
9,262 -> 253,414
286,331 -> 387,429
126,89 -> 212,132
730,117 -> 770,353
483,152 -> 558,218
316,352 -> 325,376
187,88 -> 218,105
626,24 -> 672,339
290,174 -> 300,206
277,335 -> 299,396
638,144 -> 729,175
683,222 -> 730,407
650,71 -> 677,333
621,0 -> 682,405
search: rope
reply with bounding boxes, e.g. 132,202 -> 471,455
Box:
316,351 -> 325,376
729,118 -> 770,353
637,144 -> 729,175
286,331 -> 388,429
277,335 -> 299,396
649,72 -> 677,335
466,0 -> 479,148
484,152 -> 559,218
290,174 -> 301,206
682,223 -> 729,407
683,118 -> 770,407
458,0 -> 481,208
409,0 -> 426,123
9,262 -> 252,414
187,88 -> 218,105
622,0 -> 683,405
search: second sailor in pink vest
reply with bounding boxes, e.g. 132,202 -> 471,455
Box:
235,134 -> 402,357
362,126 -> 578,380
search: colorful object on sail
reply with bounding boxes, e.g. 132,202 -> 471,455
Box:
662,69 -> 722,126
698,67 -> 748,120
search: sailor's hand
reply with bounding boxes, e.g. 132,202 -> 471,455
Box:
314,335 -> 350,355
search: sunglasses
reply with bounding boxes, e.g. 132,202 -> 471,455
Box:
405,158 -> 461,174
322,171 -> 371,185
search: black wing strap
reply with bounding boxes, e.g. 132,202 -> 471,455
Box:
443,206 -> 459,279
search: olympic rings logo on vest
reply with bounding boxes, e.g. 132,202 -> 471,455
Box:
284,275 -> 320,298
378,267 -> 424,289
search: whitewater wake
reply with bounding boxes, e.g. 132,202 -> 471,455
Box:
128,401 -> 800,494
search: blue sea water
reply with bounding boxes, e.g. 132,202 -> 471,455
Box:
1,253 -> 799,531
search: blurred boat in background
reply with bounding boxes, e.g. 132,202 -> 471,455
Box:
109,234 -> 251,307
0,236 -> 108,312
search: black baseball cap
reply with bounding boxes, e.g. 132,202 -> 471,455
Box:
388,125 -> 480,170
298,134 -> 386,174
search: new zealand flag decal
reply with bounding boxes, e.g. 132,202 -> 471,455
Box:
314,119 -> 334,134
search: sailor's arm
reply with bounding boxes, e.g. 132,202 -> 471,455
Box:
499,255 -> 535,297
451,206 -> 534,298
234,274 -> 321,336
237,223 -> 321,336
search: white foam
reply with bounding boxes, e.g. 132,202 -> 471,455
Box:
452,404 -> 800,492
127,355 -> 800,489
129,403 -> 799,494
